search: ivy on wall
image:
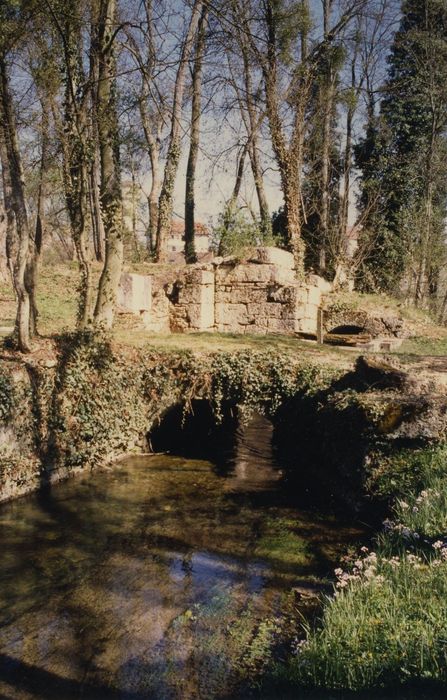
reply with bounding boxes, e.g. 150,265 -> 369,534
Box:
0,370 -> 15,422
45,333 -> 340,474
1,331 -> 445,511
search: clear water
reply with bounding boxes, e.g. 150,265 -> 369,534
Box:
0,416 -> 363,699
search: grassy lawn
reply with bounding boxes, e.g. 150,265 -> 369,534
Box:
0,264 -> 79,335
1,264 -> 446,363
113,328 -> 346,358
397,335 -> 447,357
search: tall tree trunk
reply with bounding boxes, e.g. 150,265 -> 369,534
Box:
60,133 -> 93,327
0,125 -> 17,285
248,144 -> 270,236
319,0 -> 335,275
184,3 -> 208,264
319,82 -> 334,273
155,0 -> 204,263
89,17 -> 105,262
262,1 -> 306,275
130,160 -> 140,260
340,65 -> 355,247
0,55 -> 31,352
25,96 -> 50,336
415,110 -> 436,307
0,203 -> 9,282
140,101 -> 160,256
57,12 -> 93,328
89,149 -> 105,262
93,0 -> 124,328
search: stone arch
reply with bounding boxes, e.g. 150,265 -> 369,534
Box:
149,399 -> 238,466
148,399 -> 283,487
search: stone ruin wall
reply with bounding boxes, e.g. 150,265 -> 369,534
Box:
117,247 -> 332,337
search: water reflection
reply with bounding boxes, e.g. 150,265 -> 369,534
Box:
0,415 -> 363,699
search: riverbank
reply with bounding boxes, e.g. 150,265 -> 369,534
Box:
276,441 -> 447,692
1,331 -> 447,695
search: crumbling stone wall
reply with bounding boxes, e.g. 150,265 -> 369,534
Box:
214,248 -> 328,335
324,305 -> 409,339
169,268 -> 215,332
117,273 -> 151,326
117,247 -> 332,336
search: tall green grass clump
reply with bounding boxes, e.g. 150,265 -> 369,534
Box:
287,547 -> 447,690
281,443 -> 447,691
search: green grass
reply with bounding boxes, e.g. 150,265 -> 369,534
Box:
287,551 -> 447,690
0,265 -> 79,334
366,444 -> 447,501
397,335 -> 447,357
113,328 -> 346,359
276,442 -> 447,692
35,265 -> 79,333
329,290 -> 436,325
392,476 -> 447,539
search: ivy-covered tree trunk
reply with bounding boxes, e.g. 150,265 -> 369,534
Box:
25,95 -> 50,336
93,0 -> 124,328
184,3 -> 208,264
0,122 -> 16,285
88,36 -> 105,263
0,55 -> 31,352
55,9 -> 93,329
155,0 -> 204,263
139,100 -> 160,256
89,148 -> 105,263
261,0 -> 308,276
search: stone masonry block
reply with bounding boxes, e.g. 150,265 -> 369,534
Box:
267,317 -> 295,333
216,263 -> 273,284
117,273 -> 151,314
248,246 -> 295,269
307,285 -> 323,306
227,286 -> 268,305
295,317 -> 317,334
270,267 -> 296,285
215,303 -> 248,326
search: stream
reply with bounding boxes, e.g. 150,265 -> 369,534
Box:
0,415 -> 364,699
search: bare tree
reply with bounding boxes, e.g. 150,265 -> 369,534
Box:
0,55 -> 32,351
93,0 -> 124,328
155,0 -> 204,262
184,1 -> 209,263
227,0 -> 271,235
123,0 -> 169,256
